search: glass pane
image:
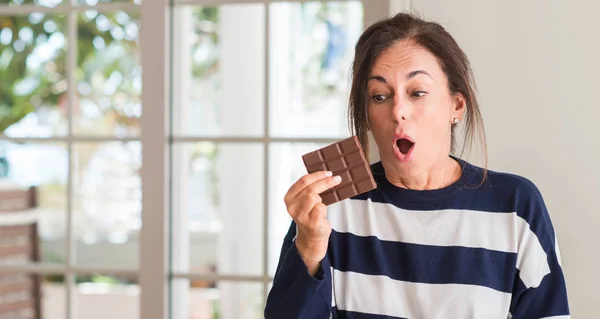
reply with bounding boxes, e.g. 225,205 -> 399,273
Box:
268,142 -> 327,276
0,14 -> 68,137
42,276 -> 65,319
73,274 -> 139,319
171,279 -> 262,319
171,143 -> 264,276
172,4 -> 265,137
72,142 -> 141,268
269,1 -> 363,137
0,141 -> 67,264
74,11 -> 141,137
0,0 -> 63,7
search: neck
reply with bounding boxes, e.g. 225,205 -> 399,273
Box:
384,156 -> 461,191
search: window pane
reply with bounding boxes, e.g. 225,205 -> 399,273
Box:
171,4 -> 265,137
0,141 -> 67,264
0,0 -> 63,7
269,1 -> 363,137
171,279 -> 263,319
73,274 -> 139,319
172,143 -> 264,276
75,11 -> 141,137
72,142 -> 141,268
42,276 -> 65,319
268,142 -> 327,276
0,14 -> 68,137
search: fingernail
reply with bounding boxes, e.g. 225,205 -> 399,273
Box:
333,176 -> 342,183
325,171 -> 333,177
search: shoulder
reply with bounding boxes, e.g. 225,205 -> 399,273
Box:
469,162 -> 556,233
465,161 -> 560,255
485,167 -> 544,201
482,164 -> 546,209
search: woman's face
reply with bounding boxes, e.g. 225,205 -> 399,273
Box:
367,40 -> 465,177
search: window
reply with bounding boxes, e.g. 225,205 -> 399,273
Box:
0,0 -> 389,318
169,1 -> 363,318
0,1 -> 141,318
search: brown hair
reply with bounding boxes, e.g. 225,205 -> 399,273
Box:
348,12 -> 488,180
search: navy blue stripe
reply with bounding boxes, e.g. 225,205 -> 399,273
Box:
509,266 -> 570,317
328,231 -> 517,293
359,188 -> 514,212
333,308 -> 407,319
356,160 -> 537,213
509,268 -> 528,312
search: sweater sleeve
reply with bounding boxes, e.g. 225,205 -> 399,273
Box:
264,221 -> 332,319
509,180 -> 570,318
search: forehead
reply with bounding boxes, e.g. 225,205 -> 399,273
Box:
370,40 -> 442,77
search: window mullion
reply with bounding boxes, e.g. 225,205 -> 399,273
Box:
262,1 -> 271,305
65,5 -> 77,318
140,0 -> 171,318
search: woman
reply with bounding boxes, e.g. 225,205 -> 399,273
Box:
265,13 -> 569,319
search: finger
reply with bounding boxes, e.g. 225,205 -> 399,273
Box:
309,202 -> 327,223
290,192 -> 322,224
298,175 -> 342,199
286,170 -> 334,200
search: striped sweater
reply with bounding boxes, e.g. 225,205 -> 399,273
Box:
265,158 -> 570,319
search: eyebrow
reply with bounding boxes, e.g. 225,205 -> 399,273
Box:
367,70 -> 434,83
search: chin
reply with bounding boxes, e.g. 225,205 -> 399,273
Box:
382,153 -> 423,176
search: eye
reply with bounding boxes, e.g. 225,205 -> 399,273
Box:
411,91 -> 427,98
372,94 -> 387,103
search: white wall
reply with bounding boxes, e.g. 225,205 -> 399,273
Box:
387,0 -> 600,316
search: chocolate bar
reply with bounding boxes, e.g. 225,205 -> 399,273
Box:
302,136 -> 377,205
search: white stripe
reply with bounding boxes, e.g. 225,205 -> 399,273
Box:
328,199 -> 550,289
555,233 -> 563,267
330,199 -> 520,252
514,219 -> 550,288
539,316 -> 571,319
332,269 -> 511,318
330,267 -> 336,307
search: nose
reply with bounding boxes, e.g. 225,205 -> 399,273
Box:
391,95 -> 408,123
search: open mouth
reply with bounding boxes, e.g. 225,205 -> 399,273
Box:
396,138 -> 414,155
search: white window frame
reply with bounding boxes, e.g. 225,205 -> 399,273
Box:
0,0 -> 405,318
